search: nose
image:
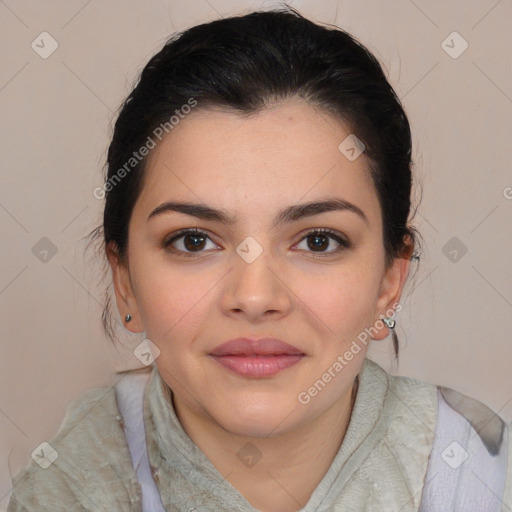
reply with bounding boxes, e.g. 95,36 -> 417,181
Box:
220,246 -> 293,323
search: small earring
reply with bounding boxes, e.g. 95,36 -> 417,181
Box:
382,317 -> 396,329
125,313 -> 133,323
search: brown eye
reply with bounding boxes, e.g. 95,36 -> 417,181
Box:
295,229 -> 350,254
306,233 -> 330,251
164,229 -> 219,256
182,232 -> 207,251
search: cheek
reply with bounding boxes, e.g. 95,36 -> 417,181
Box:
129,251 -> 213,343
296,260 -> 382,343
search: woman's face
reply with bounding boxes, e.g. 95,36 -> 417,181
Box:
110,100 -> 409,437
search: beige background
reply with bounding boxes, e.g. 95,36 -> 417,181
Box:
1,0 -> 511,507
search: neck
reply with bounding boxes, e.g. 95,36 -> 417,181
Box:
172,376 -> 359,512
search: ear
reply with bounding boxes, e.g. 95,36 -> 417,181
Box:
106,242 -> 145,333
371,242 -> 413,341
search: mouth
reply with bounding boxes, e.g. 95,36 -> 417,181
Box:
209,337 -> 305,377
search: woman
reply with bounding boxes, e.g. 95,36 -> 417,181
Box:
7,7 -> 511,511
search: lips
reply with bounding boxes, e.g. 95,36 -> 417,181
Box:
209,337 -> 305,377
209,337 -> 304,356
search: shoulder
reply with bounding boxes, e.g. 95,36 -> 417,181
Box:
365,361 -> 511,508
363,359 -> 439,425
7,381 -> 142,511
367,359 -> 507,452
420,387 -> 510,510
383,363 -> 508,458
436,385 -> 507,455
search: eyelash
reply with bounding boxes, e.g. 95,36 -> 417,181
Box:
162,227 -> 351,258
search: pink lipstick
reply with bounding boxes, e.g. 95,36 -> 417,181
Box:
209,337 -> 304,377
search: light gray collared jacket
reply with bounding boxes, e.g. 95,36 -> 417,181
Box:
6,358 -> 512,511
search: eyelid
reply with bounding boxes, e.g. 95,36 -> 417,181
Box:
297,227 -> 349,244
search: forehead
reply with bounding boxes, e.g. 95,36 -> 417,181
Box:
135,101 -> 380,226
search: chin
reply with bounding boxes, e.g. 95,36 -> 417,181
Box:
211,397 -> 303,438
222,416 -> 292,439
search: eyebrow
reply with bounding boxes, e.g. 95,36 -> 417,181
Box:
147,197 -> 369,227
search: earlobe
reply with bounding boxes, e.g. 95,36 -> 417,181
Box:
106,242 -> 144,333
